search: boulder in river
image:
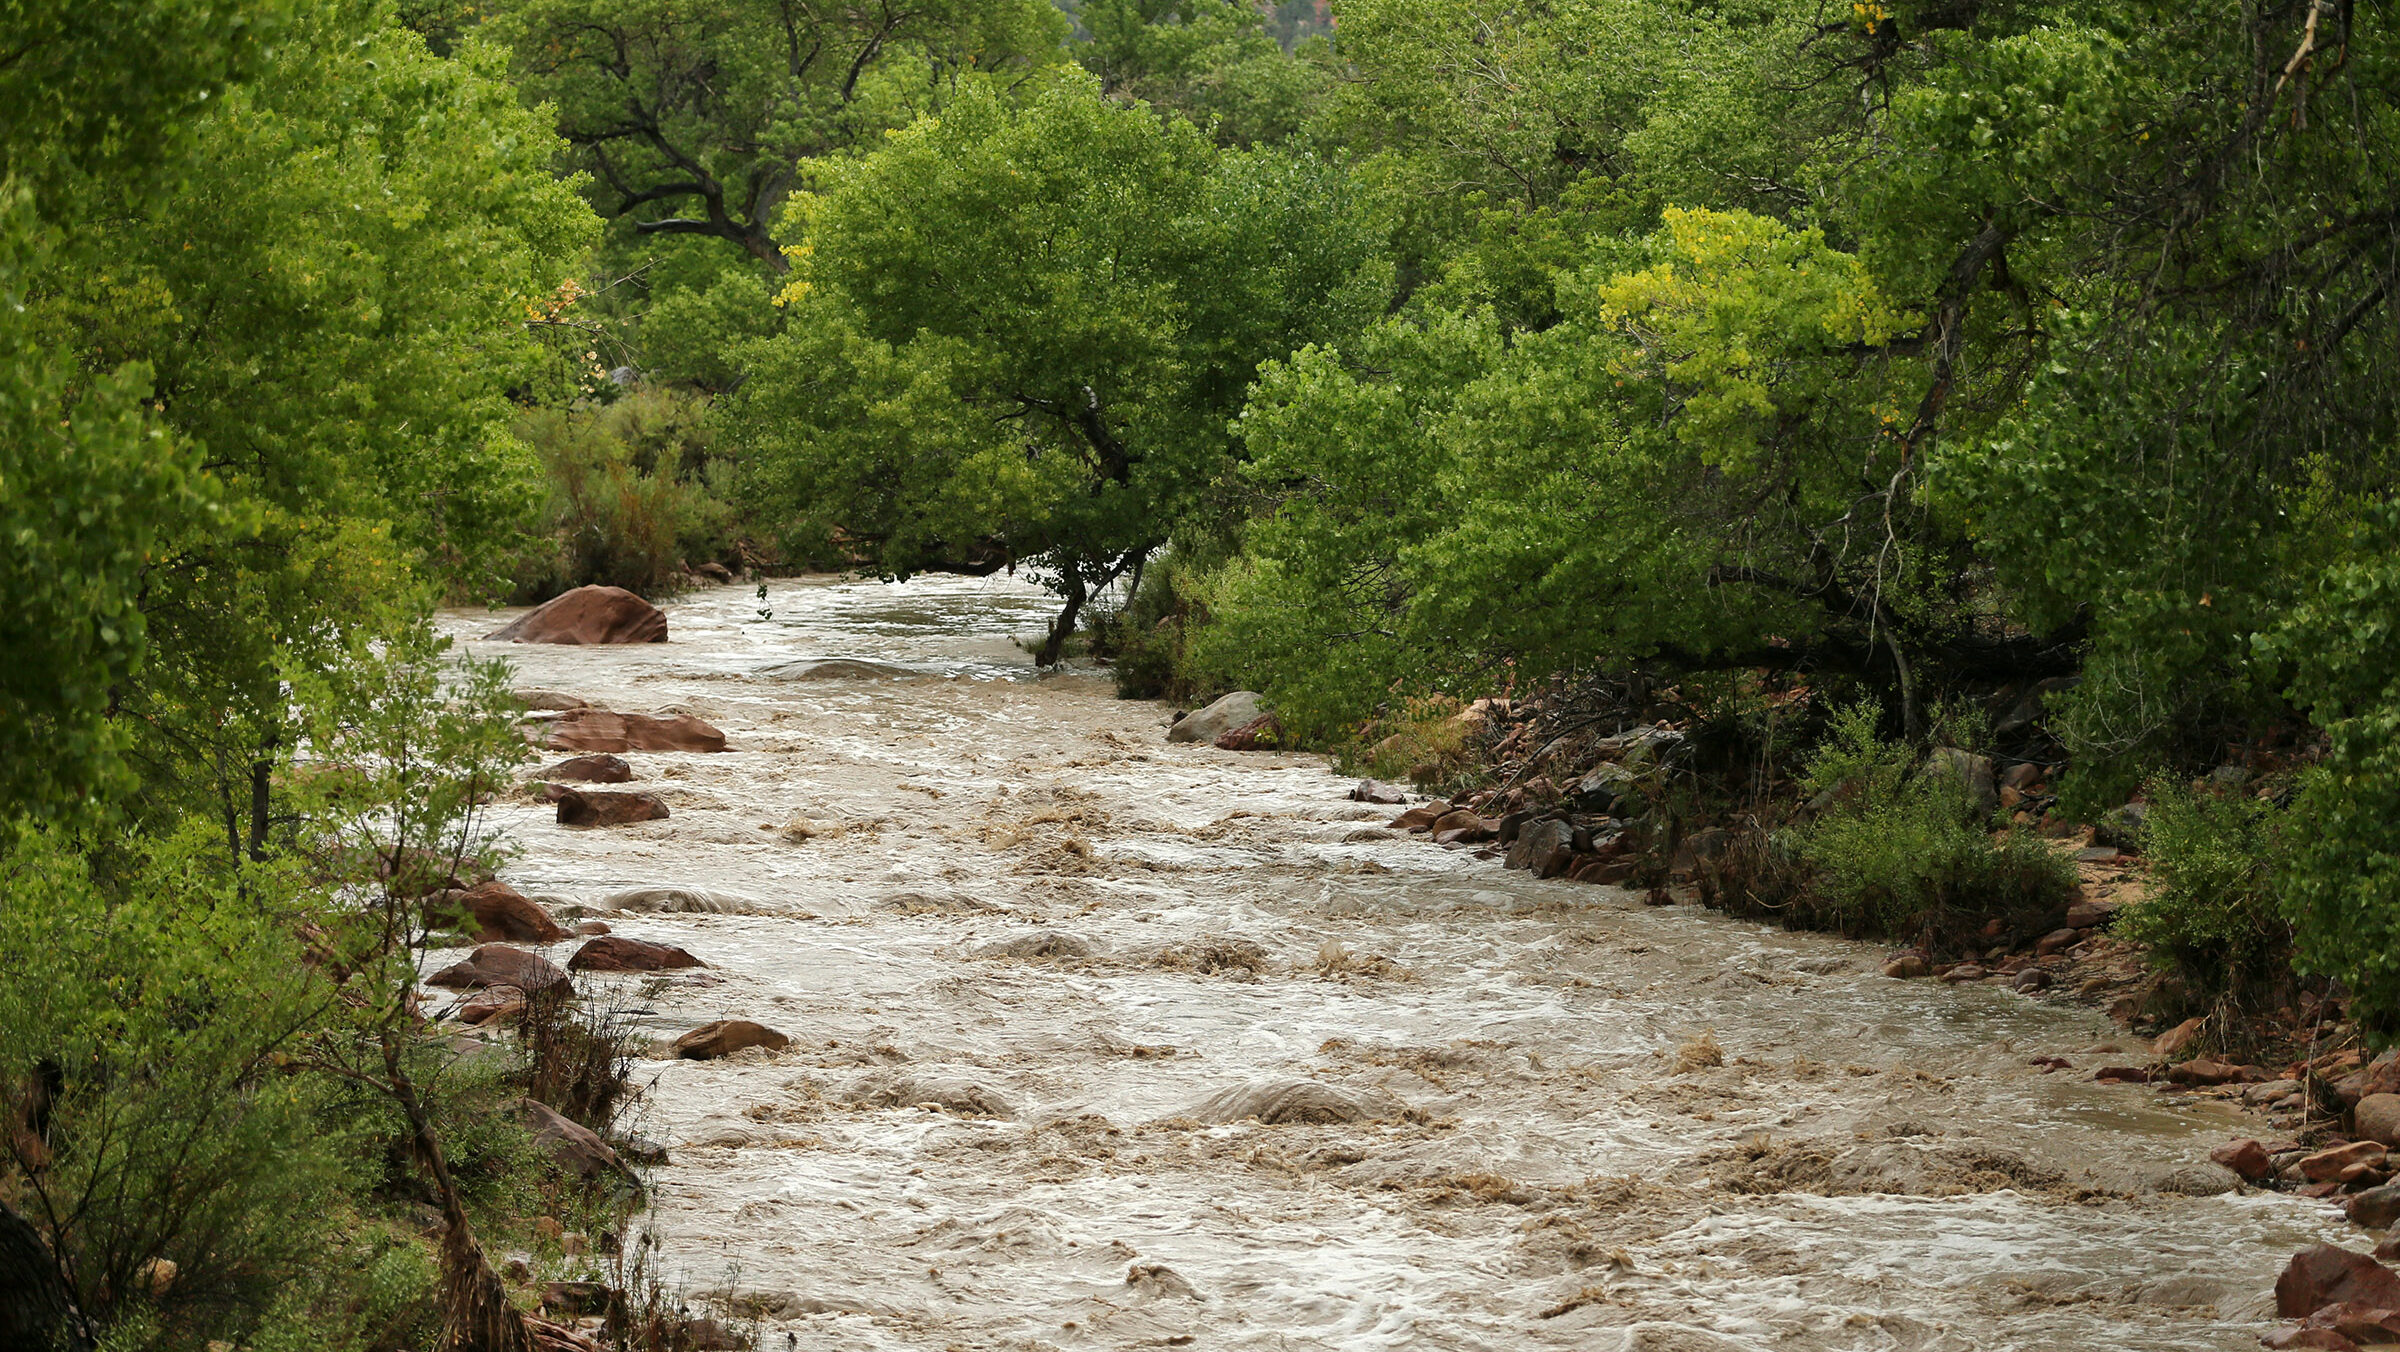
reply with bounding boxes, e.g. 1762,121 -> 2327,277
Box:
1167,691 -> 1265,745
1185,1078 -> 1406,1125
2277,1244 -> 2400,1318
486,585 -> 666,645
976,931 -> 1095,960
674,1020 -> 791,1060
2211,1138 -> 2275,1181
1349,779 -> 1410,805
568,936 -> 705,973
427,944 -> 571,996
544,708 -> 726,754
517,1098 -> 642,1197
2348,1181 -> 2400,1230
603,886 -> 742,914
555,789 -> 670,827
428,881 -> 569,944
1506,818 -> 1577,878
541,753 -> 633,783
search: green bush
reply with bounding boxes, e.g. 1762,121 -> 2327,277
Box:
2116,778 -> 2290,1019
507,387 -> 734,600
1788,704 -> 2079,945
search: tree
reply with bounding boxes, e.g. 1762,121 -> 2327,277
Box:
733,73 -> 1387,663
489,0 -> 1070,273
1074,0 -> 1331,147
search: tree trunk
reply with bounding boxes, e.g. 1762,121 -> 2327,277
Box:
1035,568 -> 1090,668
383,1035 -> 532,1352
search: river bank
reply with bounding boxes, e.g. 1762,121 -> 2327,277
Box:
441,576 -> 2353,1351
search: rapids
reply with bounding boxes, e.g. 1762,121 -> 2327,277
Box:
438,576 -> 2349,1351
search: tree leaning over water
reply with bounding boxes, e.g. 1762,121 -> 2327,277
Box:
730,71 -> 1389,664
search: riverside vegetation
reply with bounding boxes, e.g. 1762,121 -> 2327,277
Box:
4,0 -> 2400,1349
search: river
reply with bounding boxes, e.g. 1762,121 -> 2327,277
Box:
438,575 -> 2349,1352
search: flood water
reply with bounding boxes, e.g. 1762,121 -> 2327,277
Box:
437,576 -> 2349,1352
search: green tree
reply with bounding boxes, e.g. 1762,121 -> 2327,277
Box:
489,0 -> 1070,271
1075,0 -> 1330,147
734,73 -> 1388,662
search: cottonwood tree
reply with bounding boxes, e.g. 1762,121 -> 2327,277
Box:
732,73 -> 1386,663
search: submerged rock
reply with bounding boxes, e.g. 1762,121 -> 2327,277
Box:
976,932 -> 1095,960
555,789 -> 670,827
674,1020 -> 791,1060
486,585 -> 666,645
1184,1078 -> 1406,1125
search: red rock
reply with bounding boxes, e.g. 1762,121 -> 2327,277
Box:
2376,1235 -> 2400,1263
427,944 -> 571,996
2012,967 -> 2054,993
1214,714 -> 1283,751
518,1098 -> 641,1195
2305,1142 -> 2389,1182
2302,1181 -> 2348,1199
431,881 -> 569,944
2095,1066 -> 2154,1084
453,990 -> 526,1025
2339,1161 -> 2389,1187
542,753 -> 633,783
571,920 -> 611,937
2359,1183 -> 2400,1229
1430,809 -> 1483,835
1393,803 -> 1450,832
486,585 -> 666,644
2305,1302 -> 2400,1343
2065,898 -> 2119,928
2278,1246 -> 2400,1318
1883,952 -> 1930,979
567,936 -> 705,973
544,709 -> 726,754
2356,1094 -> 2400,1147
2212,1138 -> 2275,1181
2153,1017 -> 2205,1058
556,789 -> 671,827
2169,1058 -> 2245,1087
673,1019 -> 791,1060
1941,964 -> 1987,984
2034,927 -> 2081,956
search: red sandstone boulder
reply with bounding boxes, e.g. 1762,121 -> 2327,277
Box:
567,936 -> 705,973
543,709 -> 726,754
541,753 -> 633,783
2277,1245 -> 2400,1319
430,881 -> 569,944
427,944 -> 571,996
672,1019 -> 791,1060
517,1098 -> 641,1196
2303,1141 -> 2388,1183
555,789 -> 671,827
2211,1138 -> 2275,1181
486,586 -> 666,645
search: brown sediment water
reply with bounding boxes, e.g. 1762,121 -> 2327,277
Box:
439,576 -> 2349,1352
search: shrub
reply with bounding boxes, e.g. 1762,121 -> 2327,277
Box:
2116,779 -> 2292,1020
1788,704 -> 2078,946
507,388 -> 734,599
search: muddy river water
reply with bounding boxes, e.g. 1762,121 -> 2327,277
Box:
439,576 -> 2349,1352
